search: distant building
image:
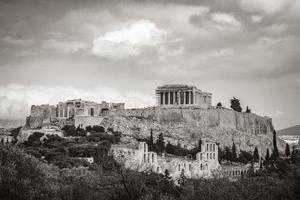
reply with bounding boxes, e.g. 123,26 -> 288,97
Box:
0,129 -> 13,144
222,161 -> 260,179
155,84 -> 212,108
77,157 -> 94,164
0,133 -> 13,145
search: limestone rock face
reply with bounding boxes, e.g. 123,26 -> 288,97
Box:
101,107 -> 284,156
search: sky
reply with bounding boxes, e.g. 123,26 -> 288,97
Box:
0,0 -> 299,130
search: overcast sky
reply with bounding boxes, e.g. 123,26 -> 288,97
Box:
0,0 -> 299,129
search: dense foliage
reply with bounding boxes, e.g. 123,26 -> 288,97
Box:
1,144 -> 300,200
20,125 -> 121,169
230,97 -> 242,112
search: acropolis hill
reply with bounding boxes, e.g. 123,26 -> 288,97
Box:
24,84 -> 284,157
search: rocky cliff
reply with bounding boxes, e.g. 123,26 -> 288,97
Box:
101,107 -> 284,157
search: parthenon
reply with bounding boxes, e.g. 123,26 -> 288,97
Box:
155,84 -> 212,107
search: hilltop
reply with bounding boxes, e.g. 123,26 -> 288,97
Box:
278,125 -> 300,136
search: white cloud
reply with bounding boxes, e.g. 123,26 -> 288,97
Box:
91,19 -> 167,59
0,36 -> 34,46
240,0 -> 287,15
210,13 -> 241,27
43,39 -> 87,54
0,84 -> 154,119
274,110 -> 283,117
251,15 -> 263,23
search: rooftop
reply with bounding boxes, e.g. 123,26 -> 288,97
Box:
156,84 -> 200,91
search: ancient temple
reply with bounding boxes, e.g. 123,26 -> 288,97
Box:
155,84 -> 212,108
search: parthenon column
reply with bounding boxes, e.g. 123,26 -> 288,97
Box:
183,91 -> 186,105
173,91 -> 176,105
165,92 -> 168,105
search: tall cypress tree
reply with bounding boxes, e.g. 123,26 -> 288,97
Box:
272,130 -> 279,159
291,147 -> 297,164
156,133 -> 165,155
265,148 -> 270,165
232,142 -> 237,161
285,143 -> 290,157
149,129 -> 154,151
218,145 -> 221,164
253,147 -> 259,162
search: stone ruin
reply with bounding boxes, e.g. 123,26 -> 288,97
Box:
110,139 -> 221,180
25,99 -> 125,129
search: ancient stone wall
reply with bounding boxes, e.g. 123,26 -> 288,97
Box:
113,107 -> 273,135
74,116 -> 104,128
111,141 -> 221,180
26,105 -> 55,129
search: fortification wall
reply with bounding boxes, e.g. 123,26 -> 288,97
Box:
114,107 -> 273,135
26,105 -> 54,129
74,116 -> 104,128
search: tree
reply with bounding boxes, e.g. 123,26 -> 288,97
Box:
24,132 -> 44,147
230,97 -> 242,112
238,151 -> 253,164
291,147 -> 297,164
265,148 -> 270,165
218,146 -> 221,164
232,142 -> 237,161
272,130 -> 279,160
246,106 -> 251,113
285,143 -> 290,157
253,147 -> 259,162
224,146 -> 232,161
156,133 -> 165,155
178,170 -> 187,186
148,129 -> 154,151
166,142 -> 175,154
216,102 -> 222,108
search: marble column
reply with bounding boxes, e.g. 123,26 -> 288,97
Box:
173,91 -> 176,105
183,91 -> 186,105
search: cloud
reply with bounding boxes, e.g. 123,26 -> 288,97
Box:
210,13 -> 241,27
43,39 -> 88,54
0,36 -> 34,46
0,84 -> 155,119
91,19 -> 167,59
240,0 -> 287,15
274,110 -> 283,117
189,10 -> 241,27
